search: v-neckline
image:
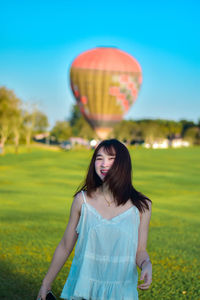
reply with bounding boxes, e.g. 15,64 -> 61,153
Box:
85,202 -> 135,222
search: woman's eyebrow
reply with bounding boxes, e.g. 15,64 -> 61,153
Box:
96,153 -> 116,157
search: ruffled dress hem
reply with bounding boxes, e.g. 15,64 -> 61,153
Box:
60,276 -> 138,300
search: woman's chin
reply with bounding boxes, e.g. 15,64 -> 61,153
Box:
98,174 -> 105,181
96,171 -> 108,181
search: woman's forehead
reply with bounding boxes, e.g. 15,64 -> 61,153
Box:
97,146 -> 116,156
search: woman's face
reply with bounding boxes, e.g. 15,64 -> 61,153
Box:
95,147 -> 116,180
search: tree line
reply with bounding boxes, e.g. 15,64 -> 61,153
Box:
0,86 -> 48,154
52,102 -> 200,146
0,86 -> 199,154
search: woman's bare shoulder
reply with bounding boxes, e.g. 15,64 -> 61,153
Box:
139,200 -> 152,220
72,191 -> 84,213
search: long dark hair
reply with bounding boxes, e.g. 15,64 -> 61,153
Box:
75,139 -> 151,212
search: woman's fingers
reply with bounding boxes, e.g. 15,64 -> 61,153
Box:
36,283 -> 51,300
36,289 -> 46,300
138,283 -> 150,289
138,278 -> 152,289
138,271 -> 152,289
138,281 -> 151,289
36,292 -> 41,300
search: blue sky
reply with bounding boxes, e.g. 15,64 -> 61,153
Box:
0,0 -> 199,128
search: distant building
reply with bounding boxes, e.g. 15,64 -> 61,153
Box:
33,132 -> 59,145
169,138 -> 190,148
144,139 -> 168,149
34,132 -> 50,140
144,138 -> 190,149
69,137 -> 89,147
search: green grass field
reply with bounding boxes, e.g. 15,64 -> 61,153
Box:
0,146 -> 200,300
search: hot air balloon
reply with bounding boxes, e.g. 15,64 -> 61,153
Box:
70,47 -> 142,139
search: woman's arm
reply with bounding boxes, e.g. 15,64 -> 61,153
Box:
136,200 -> 152,290
37,193 -> 83,299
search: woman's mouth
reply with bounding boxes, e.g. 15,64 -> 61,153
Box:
100,170 -> 108,176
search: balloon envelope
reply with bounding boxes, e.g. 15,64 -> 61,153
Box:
70,47 -> 142,139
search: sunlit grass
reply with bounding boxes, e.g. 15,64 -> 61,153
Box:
0,146 -> 200,299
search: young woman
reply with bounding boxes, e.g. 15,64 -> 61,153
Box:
37,139 -> 152,300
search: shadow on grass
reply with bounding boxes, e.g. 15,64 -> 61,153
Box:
0,259 -> 40,300
0,189 -> 24,194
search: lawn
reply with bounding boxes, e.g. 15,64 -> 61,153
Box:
0,146 -> 199,300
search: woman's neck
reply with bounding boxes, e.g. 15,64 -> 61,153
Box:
101,184 -> 114,200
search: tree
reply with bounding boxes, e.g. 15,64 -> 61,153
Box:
135,119 -> 167,145
179,119 -> 196,136
11,108 -> 23,154
69,104 -> 95,139
112,120 -> 140,143
33,111 -> 49,133
69,104 -> 81,127
22,105 -> 49,149
0,86 -> 21,154
72,117 -> 95,139
51,121 -> 72,142
165,120 -> 182,139
183,127 -> 200,145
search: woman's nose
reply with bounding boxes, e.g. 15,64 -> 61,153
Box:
101,159 -> 109,167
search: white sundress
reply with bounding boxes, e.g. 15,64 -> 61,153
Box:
60,191 -> 140,300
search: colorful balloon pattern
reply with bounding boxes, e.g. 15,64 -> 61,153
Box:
70,47 -> 142,139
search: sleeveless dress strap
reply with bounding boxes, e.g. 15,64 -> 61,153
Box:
81,190 -> 87,204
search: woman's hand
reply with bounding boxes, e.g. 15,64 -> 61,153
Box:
138,261 -> 152,290
36,282 -> 51,300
